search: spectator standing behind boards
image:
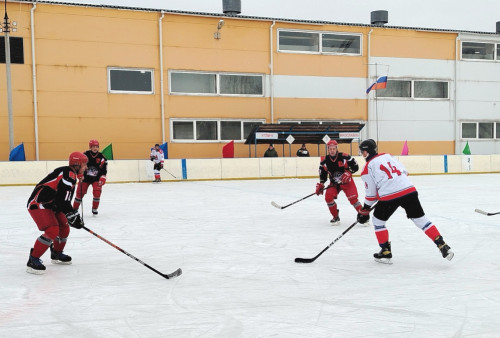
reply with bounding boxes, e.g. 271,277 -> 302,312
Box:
264,144 -> 278,157
150,144 -> 164,182
296,144 -> 310,157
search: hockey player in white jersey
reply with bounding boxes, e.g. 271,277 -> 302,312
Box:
150,144 -> 164,182
356,139 -> 454,264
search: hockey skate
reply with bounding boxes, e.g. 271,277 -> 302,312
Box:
434,236 -> 454,261
92,208 -> 98,215
27,248 -> 46,274
374,241 -> 392,264
330,216 -> 340,225
50,245 -> 72,265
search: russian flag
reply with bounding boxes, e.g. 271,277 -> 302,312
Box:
366,76 -> 388,94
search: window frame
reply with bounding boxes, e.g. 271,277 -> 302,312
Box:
277,29 -> 362,56
169,70 -> 264,97
376,79 -> 449,100
461,41 -> 500,62
170,119 -> 265,143
107,67 -> 154,95
461,121 -> 500,140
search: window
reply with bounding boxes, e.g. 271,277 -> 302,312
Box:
377,80 -> 411,98
462,122 -> 500,139
108,68 -> 153,94
377,79 -> 448,99
0,36 -> 24,64
461,42 -> 495,60
414,81 -> 448,99
278,29 -> 361,55
171,120 -> 264,142
170,71 -> 264,96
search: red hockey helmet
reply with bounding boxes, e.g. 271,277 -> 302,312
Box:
69,152 -> 88,166
89,139 -> 99,148
327,140 -> 338,146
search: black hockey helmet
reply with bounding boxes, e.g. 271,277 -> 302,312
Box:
359,139 -> 377,155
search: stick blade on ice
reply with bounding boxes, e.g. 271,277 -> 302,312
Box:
271,201 -> 283,209
475,209 -> 488,215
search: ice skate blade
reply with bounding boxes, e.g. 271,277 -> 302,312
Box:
445,251 -> 454,261
374,257 -> 393,264
26,267 -> 46,275
51,259 -> 72,265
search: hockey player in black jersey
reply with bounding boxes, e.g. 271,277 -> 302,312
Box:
73,139 -> 108,215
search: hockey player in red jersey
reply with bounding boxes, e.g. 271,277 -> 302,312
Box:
315,140 -> 365,225
150,143 -> 164,182
357,139 -> 454,264
26,152 -> 87,274
73,139 -> 108,215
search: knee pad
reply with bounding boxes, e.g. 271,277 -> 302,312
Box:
411,216 -> 432,231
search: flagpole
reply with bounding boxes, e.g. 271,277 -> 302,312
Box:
374,63 -> 379,144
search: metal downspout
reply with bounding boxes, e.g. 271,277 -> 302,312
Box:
31,3 -> 39,160
159,11 -> 165,143
367,29 -> 373,140
455,35 -> 459,154
270,21 -> 276,123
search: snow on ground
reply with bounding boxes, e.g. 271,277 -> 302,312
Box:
1,174 -> 500,337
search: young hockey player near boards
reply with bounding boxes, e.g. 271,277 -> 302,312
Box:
356,139 -> 454,264
73,139 -> 108,216
26,152 -> 87,274
150,143 -> 164,182
315,140 -> 367,225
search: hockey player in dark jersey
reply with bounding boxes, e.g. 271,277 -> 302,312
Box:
26,152 -> 87,274
73,139 -> 108,215
315,140 -> 365,225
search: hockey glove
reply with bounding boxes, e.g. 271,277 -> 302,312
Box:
98,176 -> 106,186
340,171 -> 352,184
315,183 -> 325,195
357,204 -> 371,224
66,211 -> 84,229
160,163 -> 164,169
150,156 -> 155,161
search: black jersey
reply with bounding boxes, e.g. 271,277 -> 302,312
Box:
83,150 -> 108,183
27,166 -> 78,214
319,152 -> 359,185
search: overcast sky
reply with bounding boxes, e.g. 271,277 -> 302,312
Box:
47,0 -> 500,33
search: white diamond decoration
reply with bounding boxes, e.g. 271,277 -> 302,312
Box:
322,135 -> 331,144
286,135 -> 295,144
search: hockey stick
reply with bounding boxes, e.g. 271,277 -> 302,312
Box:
295,220 -> 358,263
82,226 -> 182,279
271,185 -> 334,210
162,167 -> 177,179
475,209 -> 500,216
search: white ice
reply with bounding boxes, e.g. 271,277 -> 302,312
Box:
1,174 -> 500,337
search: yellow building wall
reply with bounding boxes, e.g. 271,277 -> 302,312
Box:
0,3 -> 459,161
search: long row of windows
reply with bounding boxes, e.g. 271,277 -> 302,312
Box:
377,80 -> 449,99
172,120 -> 264,142
462,122 -> 500,139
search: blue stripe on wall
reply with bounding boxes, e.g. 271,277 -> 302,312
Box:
182,159 -> 187,179
444,155 -> 448,173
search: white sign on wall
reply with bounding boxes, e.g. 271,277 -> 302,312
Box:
256,132 -> 278,140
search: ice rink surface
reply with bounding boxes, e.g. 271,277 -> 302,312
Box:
1,174 -> 500,337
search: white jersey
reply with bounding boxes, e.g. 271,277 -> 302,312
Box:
360,153 -> 416,206
150,149 -> 164,164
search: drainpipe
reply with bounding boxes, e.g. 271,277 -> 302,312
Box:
31,3 -> 39,160
269,20 -> 275,123
159,11 -> 165,143
454,35 -> 459,154
367,29 -> 373,140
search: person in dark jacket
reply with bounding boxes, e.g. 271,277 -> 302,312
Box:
264,144 -> 278,157
296,144 -> 310,157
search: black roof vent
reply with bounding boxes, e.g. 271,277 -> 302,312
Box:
497,21 -> 500,34
223,0 -> 241,16
371,10 -> 388,26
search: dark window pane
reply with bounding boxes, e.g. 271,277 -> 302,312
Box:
414,81 -> 448,98
243,122 -> 263,139
221,121 -> 242,140
196,121 -> 217,140
0,37 -> 24,64
462,42 -> 494,60
322,34 -> 360,54
462,123 -> 476,138
279,31 -> 319,52
171,72 -> 216,94
220,75 -> 262,95
377,80 -> 411,98
109,69 -> 153,93
173,121 -> 194,139
479,123 -> 493,139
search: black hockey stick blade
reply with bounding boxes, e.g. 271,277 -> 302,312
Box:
162,268 -> 183,279
475,209 -> 500,216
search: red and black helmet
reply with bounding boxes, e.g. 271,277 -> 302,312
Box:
69,152 -> 88,166
89,139 -> 99,148
327,140 -> 338,147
